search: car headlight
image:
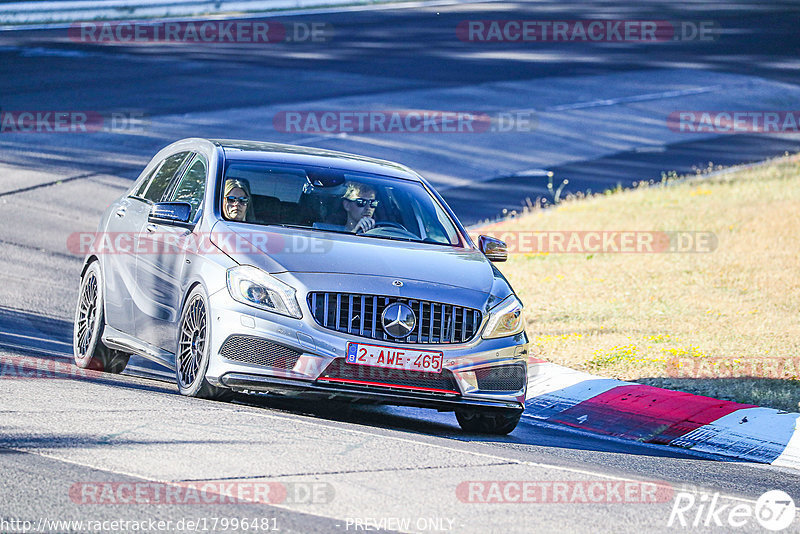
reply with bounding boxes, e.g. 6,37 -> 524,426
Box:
226,265 -> 302,319
482,295 -> 525,339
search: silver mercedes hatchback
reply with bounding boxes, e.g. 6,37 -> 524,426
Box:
73,138 -> 528,434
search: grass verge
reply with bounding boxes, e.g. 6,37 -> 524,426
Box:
487,154 -> 800,412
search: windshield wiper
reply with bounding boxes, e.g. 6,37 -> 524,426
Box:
265,224 -> 434,244
360,234 -> 421,244
268,224 -> 313,230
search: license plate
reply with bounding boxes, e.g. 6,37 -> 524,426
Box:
346,343 -> 443,374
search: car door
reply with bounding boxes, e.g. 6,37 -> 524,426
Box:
102,166 -> 157,335
135,153 -> 207,352
119,151 -> 191,346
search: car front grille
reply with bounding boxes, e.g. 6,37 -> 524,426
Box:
475,364 -> 526,392
307,292 -> 482,344
219,335 -> 302,369
318,358 -> 460,394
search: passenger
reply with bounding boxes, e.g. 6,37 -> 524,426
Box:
341,181 -> 379,233
223,179 -> 253,222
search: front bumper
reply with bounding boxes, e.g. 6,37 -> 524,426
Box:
205,287 -> 528,411
218,374 -> 524,412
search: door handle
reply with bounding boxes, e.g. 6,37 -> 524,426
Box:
145,224 -> 157,233
115,208 -> 127,218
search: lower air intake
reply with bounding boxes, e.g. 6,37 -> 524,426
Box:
319,358 -> 460,394
219,335 -> 302,370
475,364 -> 526,392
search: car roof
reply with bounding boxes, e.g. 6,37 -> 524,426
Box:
210,139 -> 421,181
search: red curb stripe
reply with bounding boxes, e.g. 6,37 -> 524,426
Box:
548,384 -> 755,444
316,377 -> 460,394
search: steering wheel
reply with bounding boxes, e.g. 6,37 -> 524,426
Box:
371,221 -> 407,231
364,221 -> 419,240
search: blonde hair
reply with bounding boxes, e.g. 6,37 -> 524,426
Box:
342,181 -> 376,201
223,178 -> 254,221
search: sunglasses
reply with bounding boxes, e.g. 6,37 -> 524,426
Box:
351,198 -> 379,208
225,195 -> 249,204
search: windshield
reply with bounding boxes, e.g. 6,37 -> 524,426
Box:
219,161 -> 463,246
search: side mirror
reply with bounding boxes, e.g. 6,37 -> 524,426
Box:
149,202 -> 192,225
478,235 -> 508,262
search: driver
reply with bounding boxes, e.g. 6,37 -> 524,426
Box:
342,181 -> 379,233
222,178 -> 253,222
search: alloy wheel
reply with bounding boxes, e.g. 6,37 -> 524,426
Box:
76,271 -> 98,357
178,295 -> 206,388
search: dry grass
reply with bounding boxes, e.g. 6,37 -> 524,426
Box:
487,154 -> 800,412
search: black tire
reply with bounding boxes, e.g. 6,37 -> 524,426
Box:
455,409 -> 522,435
176,286 -> 232,401
73,261 -> 130,373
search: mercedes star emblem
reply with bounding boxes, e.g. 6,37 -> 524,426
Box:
381,302 -> 416,338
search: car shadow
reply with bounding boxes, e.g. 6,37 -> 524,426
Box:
0,306 -> 754,463
0,305 -> 178,396
235,391 -> 739,462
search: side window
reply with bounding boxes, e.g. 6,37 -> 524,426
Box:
132,166 -> 157,199
169,155 -> 207,221
140,151 -> 190,202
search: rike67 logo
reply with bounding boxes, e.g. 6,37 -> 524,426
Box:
668,489 -> 796,531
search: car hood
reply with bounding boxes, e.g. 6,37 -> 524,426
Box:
210,221 -> 495,293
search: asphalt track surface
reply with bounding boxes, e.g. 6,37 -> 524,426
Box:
1,1 -> 800,532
